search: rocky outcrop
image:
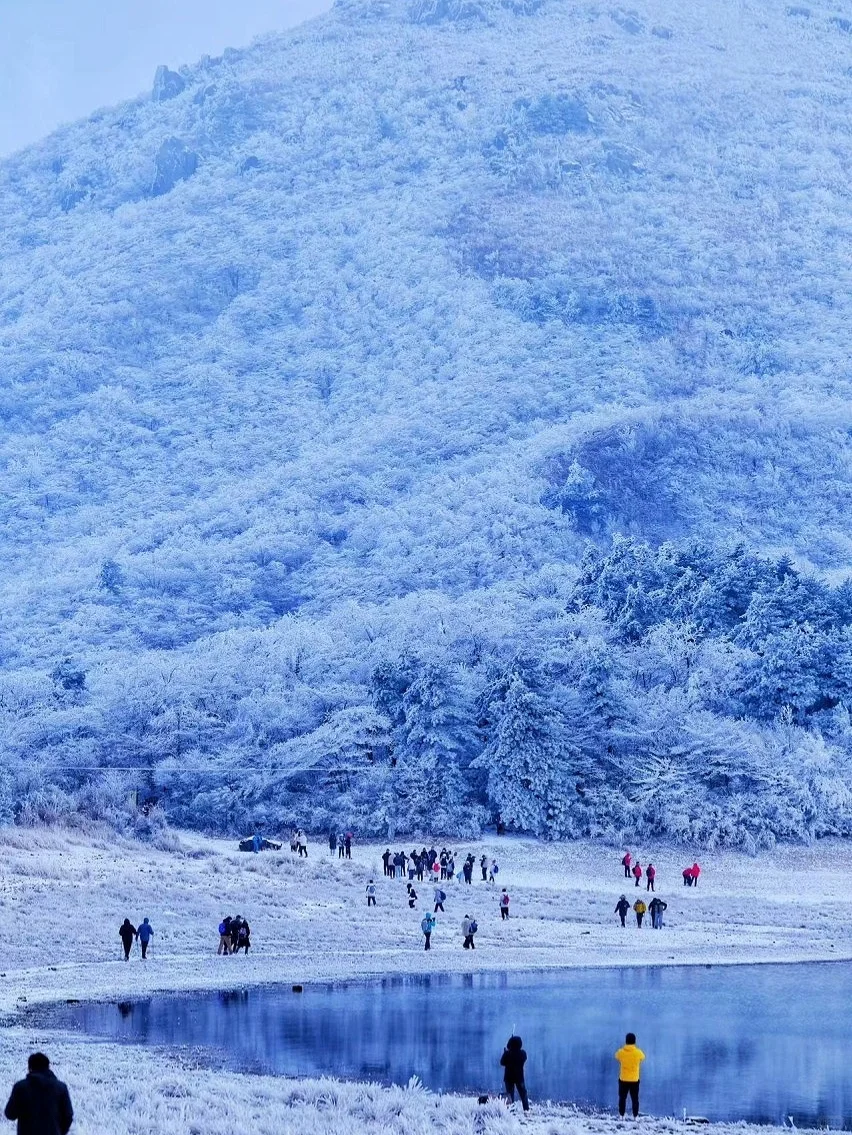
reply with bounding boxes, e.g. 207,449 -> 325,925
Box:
152,65 -> 186,102
150,137 -> 198,197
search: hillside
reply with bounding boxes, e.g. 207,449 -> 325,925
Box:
2,0 -> 852,843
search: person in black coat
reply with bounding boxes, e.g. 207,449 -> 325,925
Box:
500,1035 -> 530,1111
5,1053 -> 73,1135
118,919 -> 136,961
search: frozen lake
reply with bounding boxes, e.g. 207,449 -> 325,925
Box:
40,963 -> 852,1127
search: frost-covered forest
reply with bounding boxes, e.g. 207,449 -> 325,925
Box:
2,0 -> 852,846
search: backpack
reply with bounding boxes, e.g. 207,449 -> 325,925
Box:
421,917 -> 432,933
438,890 -> 446,902
635,902 -> 646,914
218,922 -> 227,935
469,919 -> 478,934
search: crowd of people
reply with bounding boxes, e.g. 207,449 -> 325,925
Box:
616,850 -> 704,929
216,915 -> 252,955
379,846 -> 499,884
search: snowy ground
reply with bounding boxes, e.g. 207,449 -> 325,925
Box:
2,828 -> 851,1133
2,828 -> 851,1013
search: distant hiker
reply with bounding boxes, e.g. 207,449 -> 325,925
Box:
382,849 -> 392,877
431,859 -> 441,883
416,851 -> 426,881
337,833 -> 345,859
217,918 -> 232,954
345,832 -> 353,859
480,855 -> 488,882
434,886 -> 446,913
408,851 -> 417,881
463,857 -> 474,884
236,919 -> 251,954
500,889 -> 510,919
500,1035 -> 529,1112
691,862 -> 701,887
366,880 -> 377,907
615,896 -> 630,927
137,917 -> 153,959
615,1032 -> 645,1117
119,919 -> 136,961
406,883 -> 417,909
4,1053 -> 73,1135
428,847 -> 438,867
646,863 -> 656,892
489,859 -> 499,884
329,832 -> 338,856
251,830 -> 263,854
632,862 -> 642,887
682,866 -> 694,887
421,912 -> 436,951
446,856 -> 455,881
622,851 -> 632,878
462,914 -> 477,949
649,897 -> 667,929
633,899 -> 646,928
290,830 -> 299,853
440,851 -> 449,880
297,830 -> 308,857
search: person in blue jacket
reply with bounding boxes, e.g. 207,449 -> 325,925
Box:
137,917 -> 154,959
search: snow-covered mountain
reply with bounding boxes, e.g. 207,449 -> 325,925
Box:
3,0 -> 852,843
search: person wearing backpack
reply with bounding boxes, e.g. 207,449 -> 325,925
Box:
434,885 -> 446,913
500,890 -> 510,919
462,914 -> 477,949
421,912 -> 436,951
614,895 -> 630,927
632,861 -> 643,887
366,880 -> 377,907
622,851 -> 632,878
489,859 -> 499,884
633,898 -> 646,928
649,896 -> 667,929
217,918 -> 231,955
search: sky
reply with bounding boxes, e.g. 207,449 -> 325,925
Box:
0,0 -> 332,157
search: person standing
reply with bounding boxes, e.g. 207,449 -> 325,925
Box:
646,863 -> 656,892
4,1053 -> 73,1135
632,862 -> 642,888
236,919 -> 251,954
382,848 -> 392,877
500,1035 -> 530,1112
329,832 -> 338,857
337,833 -> 345,859
421,912 -> 436,951
614,1032 -> 645,1118
119,919 -> 136,961
217,918 -> 232,955
649,897 -> 667,929
406,883 -> 417,910
462,914 -> 477,949
344,832 -> 353,859
622,851 -> 632,878
434,885 -> 446,913
682,866 -> 694,887
614,895 -> 630,927
431,859 -> 441,884
691,862 -> 701,887
499,890 -> 510,919
137,917 -> 153,959
299,831 -> 309,858
480,855 -> 488,882
633,899 -> 646,928
366,880 -> 377,907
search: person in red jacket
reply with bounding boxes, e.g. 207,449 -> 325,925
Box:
621,851 -> 632,878
682,866 -> 694,886
691,862 -> 701,887
646,863 -> 656,892
632,862 -> 642,887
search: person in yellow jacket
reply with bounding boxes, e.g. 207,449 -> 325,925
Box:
633,898 -> 646,928
614,1033 -> 645,1117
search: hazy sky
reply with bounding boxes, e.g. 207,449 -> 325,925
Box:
0,0 -> 331,157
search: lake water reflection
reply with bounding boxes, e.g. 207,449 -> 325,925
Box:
41,964 -> 852,1127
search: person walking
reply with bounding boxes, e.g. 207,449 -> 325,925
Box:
4,1053 -> 73,1135
614,1032 -> 645,1118
298,831 -> 308,858
406,883 -> 418,910
489,859 -> 499,884
434,885 -> 446,913
622,851 -> 632,878
329,832 -> 338,857
499,889 -> 510,919
421,912 -> 436,951
119,919 -> 136,961
614,895 -> 630,927
646,863 -> 656,892
633,898 -> 646,928
217,918 -> 232,955
366,880 -> 377,906
382,848 -> 392,877
691,862 -> 701,887
461,914 -> 477,949
500,1035 -> 530,1112
649,897 -> 667,929
137,917 -> 153,959
632,862 -> 642,888
480,855 -> 488,882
